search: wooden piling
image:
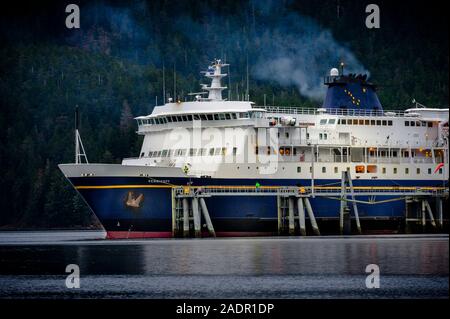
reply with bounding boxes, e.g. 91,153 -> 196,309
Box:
304,197 -> 320,236
421,200 -> 426,231
192,197 -> 202,237
424,200 -> 437,228
171,188 -> 177,237
297,197 -> 306,236
199,198 -> 216,237
346,169 -> 361,234
339,171 -> 346,235
436,197 -> 443,229
182,198 -> 190,237
277,195 -> 282,235
288,197 -> 295,235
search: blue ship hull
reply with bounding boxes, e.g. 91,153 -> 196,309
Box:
69,176 -> 447,238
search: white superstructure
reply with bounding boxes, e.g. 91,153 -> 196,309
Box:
122,60 -> 449,183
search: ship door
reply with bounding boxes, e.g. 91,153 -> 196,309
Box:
339,132 -> 350,144
300,127 -> 307,144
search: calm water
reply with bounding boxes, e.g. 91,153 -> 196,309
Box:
0,231 -> 448,299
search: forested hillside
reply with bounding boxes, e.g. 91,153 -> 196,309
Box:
0,0 -> 447,228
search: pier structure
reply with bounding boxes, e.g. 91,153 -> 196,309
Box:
171,174 -> 448,238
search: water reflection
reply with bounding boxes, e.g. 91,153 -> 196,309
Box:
1,237 -> 447,276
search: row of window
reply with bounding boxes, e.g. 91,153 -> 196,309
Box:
320,118 -> 433,127
295,165 -> 443,175
405,120 -> 433,127
142,147 -> 238,158
137,112 -> 260,126
320,118 -> 395,126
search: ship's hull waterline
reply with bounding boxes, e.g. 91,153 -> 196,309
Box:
61,165 -> 448,239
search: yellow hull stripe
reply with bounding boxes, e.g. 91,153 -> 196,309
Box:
76,185 -> 173,189
75,185 -> 447,191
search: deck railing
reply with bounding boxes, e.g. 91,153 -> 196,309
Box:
255,106 -> 410,117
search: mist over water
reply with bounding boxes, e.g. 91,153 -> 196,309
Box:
67,0 -> 369,101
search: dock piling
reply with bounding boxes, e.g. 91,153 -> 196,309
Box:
182,198 -> 190,237
199,198 -> 216,237
297,197 -> 306,236
346,169 -> 361,234
424,200 -> 437,228
304,197 -> 320,236
288,197 -> 295,235
192,197 -> 202,237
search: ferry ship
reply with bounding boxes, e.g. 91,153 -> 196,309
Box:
59,59 -> 449,238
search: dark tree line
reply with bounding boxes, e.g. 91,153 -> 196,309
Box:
0,0 -> 447,228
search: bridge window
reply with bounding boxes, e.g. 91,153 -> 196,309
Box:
233,147 -> 237,156
388,120 -> 393,126
219,114 -> 226,120
370,120 -> 376,125
209,148 -> 215,156
320,119 -> 327,125
200,114 -> 207,121
365,120 -> 370,125
427,122 -> 433,127
410,121 -> 415,127
329,119 -> 336,124
341,119 -> 347,125
359,119 -> 364,125
232,113 -> 237,119
353,119 -> 358,125
206,114 -> 213,120
382,120 -> 387,126
405,121 -> 409,126
376,120 -> 381,125
193,114 -> 200,120
214,148 -> 221,155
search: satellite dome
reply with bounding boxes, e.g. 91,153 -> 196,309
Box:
330,68 -> 339,76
